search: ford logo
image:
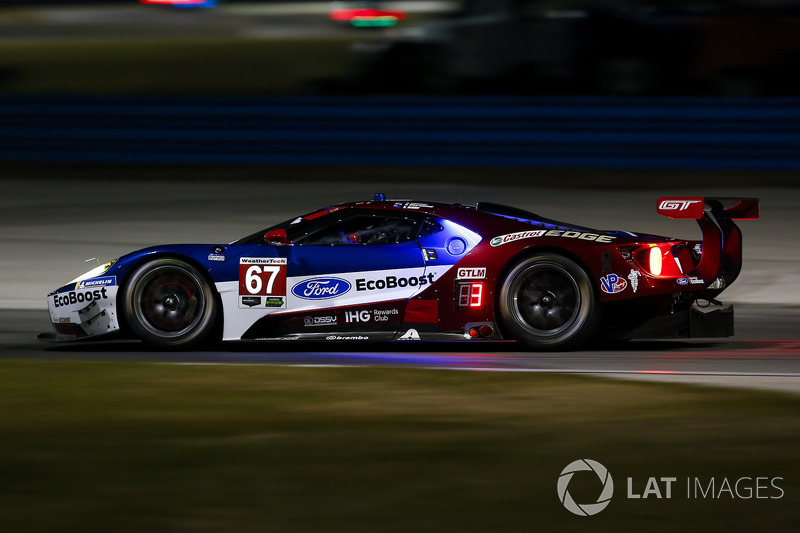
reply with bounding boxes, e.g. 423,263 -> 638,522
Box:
291,277 -> 351,300
677,278 -> 689,285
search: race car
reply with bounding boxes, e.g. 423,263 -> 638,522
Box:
44,195 -> 759,350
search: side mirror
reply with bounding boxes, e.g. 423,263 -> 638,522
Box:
265,228 -> 291,246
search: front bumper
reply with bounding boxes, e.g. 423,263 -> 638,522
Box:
45,281 -> 121,341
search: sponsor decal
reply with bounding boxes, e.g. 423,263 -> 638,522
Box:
490,230 -> 546,247
326,335 -> 370,341
345,310 -> 371,323
241,258 -> 287,265
304,316 -> 338,327
457,267 -> 486,280
628,269 -> 641,293
208,254 -> 225,262
343,307 -> 400,323
491,229 -> 615,246
659,199 -> 702,211
542,230 -> 616,243
241,296 -> 262,307
53,287 -> 109,308
239,257 -> 287,308
677,278 -> 689,286
76,276 -> 116,290
239,295 -> 285,309
394,202 -> 433,210
356,273 -> 435,291
600,274 -> 627,294
292,277 -> 351,300
264,297 -> 285,308
398,328 -> 421,340
689,277 -> 706,285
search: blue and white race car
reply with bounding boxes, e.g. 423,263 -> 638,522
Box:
45,195 -> 758,350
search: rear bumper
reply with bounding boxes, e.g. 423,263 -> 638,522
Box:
624,301 -> 734,340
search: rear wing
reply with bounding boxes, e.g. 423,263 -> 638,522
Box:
657,197 -> 759,220
657,197 -> 760,290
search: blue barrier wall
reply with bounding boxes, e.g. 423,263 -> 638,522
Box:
1,96 -> 798,169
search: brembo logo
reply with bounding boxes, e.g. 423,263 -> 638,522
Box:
291,277 -> 351,300
558,459 -> 614,517
659,200 -> 701,211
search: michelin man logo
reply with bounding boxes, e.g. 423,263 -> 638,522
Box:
557,459 -> 614,516
628,269 -> 641,293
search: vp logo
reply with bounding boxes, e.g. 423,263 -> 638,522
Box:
557,459 -> 614,516
600,274 -> 627,294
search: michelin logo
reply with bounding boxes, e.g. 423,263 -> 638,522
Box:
76,276 -> 116,289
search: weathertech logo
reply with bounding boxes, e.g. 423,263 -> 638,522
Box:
557,459 -> 614,516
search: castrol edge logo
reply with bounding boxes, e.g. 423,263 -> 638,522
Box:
490,230 -> 546,247
490,229 -> 615,247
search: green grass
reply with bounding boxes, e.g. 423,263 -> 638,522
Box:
0,361 -> 798,532
0,37 -> 353,94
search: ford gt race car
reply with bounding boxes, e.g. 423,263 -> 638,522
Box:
44,195 -> 759,350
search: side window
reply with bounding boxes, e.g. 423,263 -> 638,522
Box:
418,217 -> 445,238
295,214 -> 420,245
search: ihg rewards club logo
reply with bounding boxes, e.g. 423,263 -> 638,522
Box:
557,459 -> 784,517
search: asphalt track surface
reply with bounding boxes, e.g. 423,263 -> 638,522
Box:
3,171 -> 800,394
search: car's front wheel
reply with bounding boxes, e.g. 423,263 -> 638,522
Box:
497,253 -> 597,350
123,258 -> 218,348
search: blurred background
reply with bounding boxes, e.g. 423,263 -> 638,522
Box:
0,0 -> 798,170
2,0 -> 800,97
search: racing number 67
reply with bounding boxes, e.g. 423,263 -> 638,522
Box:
244,265 -> 281,295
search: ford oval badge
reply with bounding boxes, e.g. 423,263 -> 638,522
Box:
291,277 -> 351,300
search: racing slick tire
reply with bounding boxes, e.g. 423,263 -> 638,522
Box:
497,253 -> 598,350
123,258 -> 218,348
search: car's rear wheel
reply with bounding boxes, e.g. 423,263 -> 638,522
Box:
123,258 -> 218,348
497,253 -> 597,350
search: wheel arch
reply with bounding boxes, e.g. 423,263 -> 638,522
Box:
495,245 -> 599,307
117,252 -> 223,340
493,246 -> 600,349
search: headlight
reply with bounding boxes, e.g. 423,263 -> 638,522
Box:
69,260 -> 115,285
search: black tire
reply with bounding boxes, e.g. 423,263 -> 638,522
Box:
497,253 -> 597,350
123,258 -> 218,348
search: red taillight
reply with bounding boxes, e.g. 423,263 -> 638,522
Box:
649,246 -> 663,276
633,243 -> 687,278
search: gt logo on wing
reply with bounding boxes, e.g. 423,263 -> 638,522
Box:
658,200 -> 701,211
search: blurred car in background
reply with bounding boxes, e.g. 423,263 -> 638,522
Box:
351,0 -> 800,95
139,0 -> 220,7
330,1 -> 407,28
